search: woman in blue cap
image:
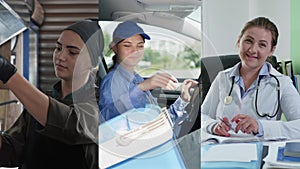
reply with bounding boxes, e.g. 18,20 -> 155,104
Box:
99,20 -> 198,127
0,19 -> 102,169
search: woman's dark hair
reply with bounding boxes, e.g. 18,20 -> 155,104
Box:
109,55 -> 118,72
108,39 -> 124,72
239,17 -> 279,49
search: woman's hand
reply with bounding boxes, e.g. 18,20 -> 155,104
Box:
213,117 -> 231,137
138,72 -> 178,91
180,79 -> 198,102
231,114 -> 259,134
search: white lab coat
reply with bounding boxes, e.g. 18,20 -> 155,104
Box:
201,62 -> 300,140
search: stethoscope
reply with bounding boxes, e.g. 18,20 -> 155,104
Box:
224,74 -> 280,118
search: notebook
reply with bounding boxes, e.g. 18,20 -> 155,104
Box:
283,142 -> 300,158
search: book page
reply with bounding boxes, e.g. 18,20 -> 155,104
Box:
201,129 -> 260,143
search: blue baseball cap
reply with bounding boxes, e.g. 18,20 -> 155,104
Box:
109,20 -> 150,48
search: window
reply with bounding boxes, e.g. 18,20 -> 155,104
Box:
100,6 -> 201,80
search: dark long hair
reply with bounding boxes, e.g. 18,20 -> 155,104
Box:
108,54 -> 118,72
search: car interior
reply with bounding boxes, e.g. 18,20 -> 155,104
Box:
99,0 -> 202,138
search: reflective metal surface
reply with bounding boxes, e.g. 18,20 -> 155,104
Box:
0,0 -> 26,46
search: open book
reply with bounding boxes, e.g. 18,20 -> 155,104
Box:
201,129 -> 261,144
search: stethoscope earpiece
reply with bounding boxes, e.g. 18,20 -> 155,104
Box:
224,77 -> 235,105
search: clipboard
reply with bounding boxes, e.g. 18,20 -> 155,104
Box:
99,107 -> 180,169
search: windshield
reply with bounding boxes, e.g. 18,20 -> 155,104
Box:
187,5 -> 201,23
100,19 -> 200,79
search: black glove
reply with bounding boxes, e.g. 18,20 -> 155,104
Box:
0,55 -> 17,84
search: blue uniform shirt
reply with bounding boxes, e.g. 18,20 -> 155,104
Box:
99,63 -> 189,125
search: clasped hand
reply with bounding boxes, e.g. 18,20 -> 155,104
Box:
138,72 -> 198,102
213,114 -> 259,137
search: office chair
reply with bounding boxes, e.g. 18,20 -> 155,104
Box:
200,55 -> 240,102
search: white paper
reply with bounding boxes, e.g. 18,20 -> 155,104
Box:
201,129 -> 260,143
228,130 -> 255,137
202,143 -> 258,162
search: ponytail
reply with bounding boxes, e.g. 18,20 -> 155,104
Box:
108,55 -> 117,72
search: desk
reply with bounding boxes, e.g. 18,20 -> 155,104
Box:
199,130 -> 300,169
174,128 -> 300,169
179,129 -> 263,169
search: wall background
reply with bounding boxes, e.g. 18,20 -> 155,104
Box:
291,0 -> 300,74
201,0 -> 291,62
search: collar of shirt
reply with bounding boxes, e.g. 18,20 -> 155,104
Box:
52,75 -> 96,105
228,62 -> 270,98
112,63 -> 144,85
52,81 -> 73,104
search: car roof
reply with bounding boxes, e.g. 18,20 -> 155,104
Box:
99,0 -> 202,41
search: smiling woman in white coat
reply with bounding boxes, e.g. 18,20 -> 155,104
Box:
201,16 -> 300,140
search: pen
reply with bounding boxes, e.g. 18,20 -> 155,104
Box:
217,117 -> 235,131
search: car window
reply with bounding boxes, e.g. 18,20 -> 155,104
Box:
100,8 -> 201,79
